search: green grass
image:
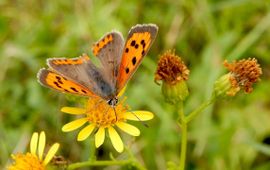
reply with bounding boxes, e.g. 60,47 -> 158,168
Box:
1,0 -> 270,169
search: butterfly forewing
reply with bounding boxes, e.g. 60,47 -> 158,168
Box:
116,24 -> 158,92
92,31 -> 125,92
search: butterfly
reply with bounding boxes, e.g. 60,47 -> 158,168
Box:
37,24 -> 158,107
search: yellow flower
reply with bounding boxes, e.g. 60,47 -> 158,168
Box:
61,98 -> 154,153
8,131 -> 60,170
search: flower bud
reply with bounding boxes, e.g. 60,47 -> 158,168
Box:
161,79 -> 189,104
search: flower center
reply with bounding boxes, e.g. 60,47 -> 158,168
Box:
8,153 -> 45,170
85,98 -> 128,127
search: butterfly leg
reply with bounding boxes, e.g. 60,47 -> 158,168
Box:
112,107 -> 117,122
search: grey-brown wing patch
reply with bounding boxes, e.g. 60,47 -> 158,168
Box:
92,31 -> 124,90
47,54 -> 113,99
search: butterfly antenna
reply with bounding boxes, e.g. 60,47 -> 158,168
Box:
128,110 -> 149,128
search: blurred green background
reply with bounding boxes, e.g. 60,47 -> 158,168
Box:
1,0 -> 270,169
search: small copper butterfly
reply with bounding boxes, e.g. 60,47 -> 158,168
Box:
37,24 -> 158,106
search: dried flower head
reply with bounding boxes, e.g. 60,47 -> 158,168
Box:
154,50 -> 190,104
155,50 -> 189,85
224,58 -> 262,95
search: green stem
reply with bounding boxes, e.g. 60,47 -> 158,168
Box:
67,160 -> 132,170
89,138 -> 96,161
178,101 -> 187,170
68,146 -> 146,170
179,121 -> 187,170
185,95 -> 216,123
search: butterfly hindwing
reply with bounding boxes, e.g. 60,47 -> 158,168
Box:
116,24 -> 158,92
47,54 -> 114,99
37,68 -> 96,96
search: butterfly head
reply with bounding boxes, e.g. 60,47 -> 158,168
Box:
107,97 -> 118,107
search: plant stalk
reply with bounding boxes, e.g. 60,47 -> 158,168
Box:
178,101 -> 187,170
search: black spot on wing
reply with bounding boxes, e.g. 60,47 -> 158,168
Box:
131,40 -> 136,46
55,76 -> 61,80
141,40 -> 146,48
142,50 -> 145,55
70,87 -> 78,92
54,81 -> 62,88
132,57 -> 137,65
58,79 -> 63,84
125,67 -> 129,74
81,89 -> 87,94
55,76 -> 63,84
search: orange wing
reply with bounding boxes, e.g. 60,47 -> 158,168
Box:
37,68 -> 96,97
116,24 -> 158,92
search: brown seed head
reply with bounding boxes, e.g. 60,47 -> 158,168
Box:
224,58 -> 262,95
155,50 -> 189,85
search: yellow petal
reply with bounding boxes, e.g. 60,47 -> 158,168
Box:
116,122 -> 140,136
95,127 -> 105,148
43,143 -> 60,165
77,124 -> 96,141
117,85 -> 127,97
30,132 -> 38,155
124,111 -> 154,121
38,131 -> 46,160
108,127 -> 124,153
62,118 -> 88,132
61,107 -> 86,114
